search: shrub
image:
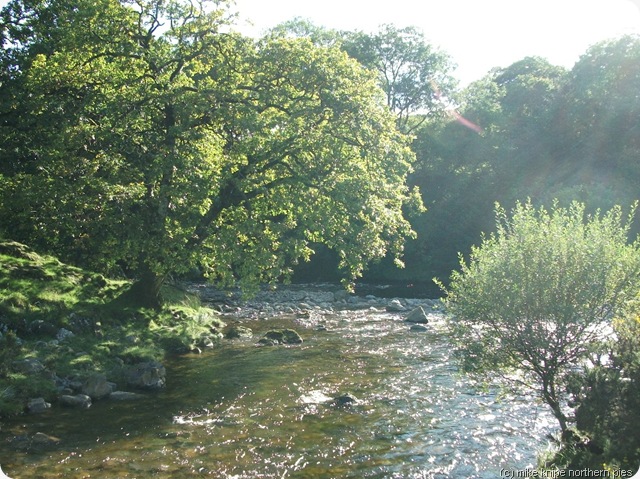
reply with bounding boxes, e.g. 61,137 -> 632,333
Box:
441,200 -> 640,434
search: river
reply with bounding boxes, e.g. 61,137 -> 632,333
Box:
0,287 -> 556,478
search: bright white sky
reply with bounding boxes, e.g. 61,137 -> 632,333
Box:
0,0 -> 638,85
232,0 -> 640,85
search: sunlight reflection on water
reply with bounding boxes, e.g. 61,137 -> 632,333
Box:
1,309 -> 556,479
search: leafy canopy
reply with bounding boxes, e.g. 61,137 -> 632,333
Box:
0,0 -> 422,302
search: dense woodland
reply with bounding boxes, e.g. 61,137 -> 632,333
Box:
373,34 -> 640,288
1,0 -> 640,471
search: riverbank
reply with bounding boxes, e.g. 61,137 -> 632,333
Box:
0,241 -> 224,418
186,281 -> 443,320
0,241 -> 441,420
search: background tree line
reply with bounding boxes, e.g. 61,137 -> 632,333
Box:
269,21 -> 640,295
400,36 -> 640,289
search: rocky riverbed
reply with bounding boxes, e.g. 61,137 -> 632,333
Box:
187,281 -> 443,322
8,283 -> 442,421
0,283 -> 558,479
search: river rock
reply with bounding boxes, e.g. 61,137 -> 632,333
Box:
405,306 -> 429,324
82,373 -> 113,399
30,432 -> 61,450
28,319 -> 58,337
12,358 -> 45,375
8,432 -> 61,452
110,391 -> 145,400
198,331 -> 223,348
332,393 -> 359,407
257,329 -> 303,346
59,394 -> 92,408
333,290 -> 350,302
27,397 -> 51,414
409,324 -> 429,332
126,361 -> 166,389
386,299 -> 406,312
225,325 -> 254,339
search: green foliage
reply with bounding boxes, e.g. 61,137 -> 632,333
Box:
0,241 -> 127,331
0,384 -> 19,416
551,298 -> 640,470
406,38 -> 640,286
559,35 -> 640,177
341,24 -> 456,133
268,21 -> 457,134
266,17 -> 342,47
442,200 -> 640,432
150,298 -> 226,353
0,0 -> 421,305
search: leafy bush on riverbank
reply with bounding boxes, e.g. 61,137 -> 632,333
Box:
441,202 -> 640,472
0,240 -> 223,417
547,298 -> 640,471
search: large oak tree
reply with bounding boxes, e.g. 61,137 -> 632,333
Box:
0,0 -> 422,307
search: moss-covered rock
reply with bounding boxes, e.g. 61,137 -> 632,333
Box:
258,329 -> 303,346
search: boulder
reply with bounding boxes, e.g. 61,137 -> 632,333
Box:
110,391 -> 145,401
27,397 -> 51,414
386,299 -> 406,312
30,432 -> 61,450
224,325 -> 254,340
59,394 -> 92,409
405,306 -> 429,324
258,329 -> 303,346
66,379 -> 84,392
8,432 -> 60,452
82,373 -> 113,399
409,324 -> 428,332
332,393 -> 359,407
126,361 -> 166,389
12,358 -> 45,375
333,289 -> 350,303
28,320 -> 58,337
56,328 -> 75,341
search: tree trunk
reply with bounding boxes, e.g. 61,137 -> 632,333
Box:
542,376 -> 568,434
119,266 -> 167,310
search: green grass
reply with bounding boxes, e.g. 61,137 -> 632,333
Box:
0,240 -> 224,417
0,241 -> 126,325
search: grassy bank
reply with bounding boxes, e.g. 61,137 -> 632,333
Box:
0,241 -> 224,417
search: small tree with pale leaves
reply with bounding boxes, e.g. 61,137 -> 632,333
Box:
441,200 -> 640,434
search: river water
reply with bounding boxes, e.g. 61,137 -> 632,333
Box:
0,298 -> 556,478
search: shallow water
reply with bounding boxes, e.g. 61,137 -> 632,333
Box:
0,309 -> 555,478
